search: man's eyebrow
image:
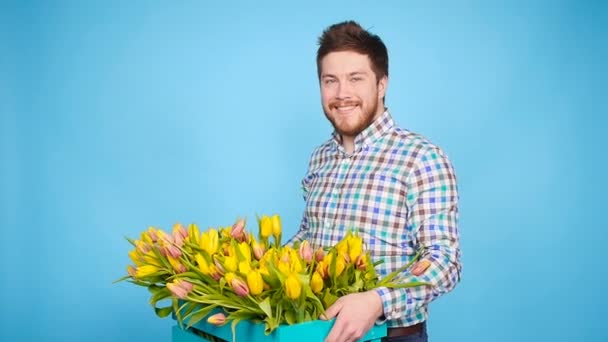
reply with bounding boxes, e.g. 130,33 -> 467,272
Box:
321,71 -> 368,78
349,71 -> 368,76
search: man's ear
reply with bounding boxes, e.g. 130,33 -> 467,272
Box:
377,75 -> 388,100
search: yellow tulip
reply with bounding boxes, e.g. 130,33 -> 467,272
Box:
322,252 -> 333,264
188,223 -> 200,244
289,249 -> 303,273
195,253 -> 210,275
278,261 -> 290,275
220,226 -> 232,239
260,215 -> 272,239
200,229 -> 219,255
311,272 -> 324,294
247,270 -> 264,295
316,261 -> 328,279
336,239 -> 348,255
141,230 -> 154,244
238,241 -> 252,262
239,260 -> 251,274
285,274 -> 302,300
129,250 -> 144,266
226,244 -> 236,256
167,255 -> 187,273
336,256 -> 346,276
261,248 -> 276,263
142,251 -> 163,267
224,254 -> 238,272
224,272 -> 236,284
258,264 -> 269,276
271,214 -> 282,237
348,235 -> 363,262
136,265 -> 160,278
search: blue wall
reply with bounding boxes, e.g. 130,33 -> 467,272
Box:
1,1 -> 606,341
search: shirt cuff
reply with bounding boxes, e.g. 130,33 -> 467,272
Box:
375,286 -> 404,323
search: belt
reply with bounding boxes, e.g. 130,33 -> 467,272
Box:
387,322 -> 424,337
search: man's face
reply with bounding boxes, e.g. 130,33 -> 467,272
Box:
320,51 -> 387,139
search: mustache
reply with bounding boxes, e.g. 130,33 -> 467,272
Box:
329,100 -> 360,108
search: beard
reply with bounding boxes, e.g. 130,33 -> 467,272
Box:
323,96 -> 380,138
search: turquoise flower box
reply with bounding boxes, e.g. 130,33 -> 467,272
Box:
171,317 -> 387,342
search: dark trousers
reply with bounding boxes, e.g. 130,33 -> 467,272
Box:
381,322 -> 427,342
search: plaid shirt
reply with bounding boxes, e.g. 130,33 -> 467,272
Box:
288,110 -> 461,328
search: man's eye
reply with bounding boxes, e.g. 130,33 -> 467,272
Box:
324,79 -> 336,85
351,77 -> 363,82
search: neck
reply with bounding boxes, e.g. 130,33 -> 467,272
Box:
341,136 -> 355,154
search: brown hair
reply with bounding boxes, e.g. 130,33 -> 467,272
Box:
316,21 -> 389,82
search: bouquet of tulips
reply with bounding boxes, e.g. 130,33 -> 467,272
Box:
116,214 -> 426,336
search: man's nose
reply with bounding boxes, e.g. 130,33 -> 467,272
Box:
336,81 -> 352,100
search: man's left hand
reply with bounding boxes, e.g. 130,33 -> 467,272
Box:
321,290 -> 383,342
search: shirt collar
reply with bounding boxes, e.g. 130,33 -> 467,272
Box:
332,109 -> 395,154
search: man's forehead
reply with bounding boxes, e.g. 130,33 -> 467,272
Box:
321,52 -> 373,76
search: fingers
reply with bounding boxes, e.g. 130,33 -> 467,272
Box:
325,315 -> 358,342
411,259 -> 431,276
320,298 -> 343,320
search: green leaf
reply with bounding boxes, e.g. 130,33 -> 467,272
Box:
154,305 -> 173,318
112,275 -> 132,284
152,246 -> 173,271
263,317 -> 278,335
125,236 -> 137,246
149,287 -> 171,305
275,301 -> 282,325
219,277 -> 227,293
266,261 -> 286,284
329,250 -> 337,287
306,287 -> 326,316
384,281 -> 431,289
258,297 -> 273,319
376,249 -> 424,287
184,305 -> 218,328
322,291 -> 338,308
231,318 -> 242,342
167,272 -> 200,281
284,309 -> 296,325
126,279 -> 152,287
148,284 -> 164,295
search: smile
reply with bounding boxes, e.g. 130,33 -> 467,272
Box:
335,105 -> 358,114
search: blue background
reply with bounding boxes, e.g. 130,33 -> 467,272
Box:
1,1 -> 606,341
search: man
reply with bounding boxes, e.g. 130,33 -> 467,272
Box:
287,21 -> 461,342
